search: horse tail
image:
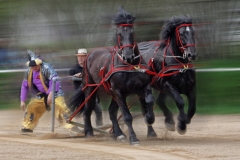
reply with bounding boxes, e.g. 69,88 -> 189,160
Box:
67,86 -> 85,117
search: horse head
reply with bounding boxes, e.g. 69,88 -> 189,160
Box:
160,16 -> 197,62
113,7 -> 136,63
176,23 -> 197,62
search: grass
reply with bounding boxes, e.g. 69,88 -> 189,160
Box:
0,101 -> 20,110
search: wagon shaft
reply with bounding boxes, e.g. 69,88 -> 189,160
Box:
69,121 -> 110,135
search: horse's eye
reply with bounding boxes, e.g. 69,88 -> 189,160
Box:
117,30 -> 121,35
180,34 -> 184,39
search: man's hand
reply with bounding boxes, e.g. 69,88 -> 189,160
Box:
74,73 -> 82,77
20,101 -> 26,111
47,91 -> 53,105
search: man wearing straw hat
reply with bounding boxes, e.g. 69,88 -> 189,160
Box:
19,50 -> 80,133
69,48 -> 103,126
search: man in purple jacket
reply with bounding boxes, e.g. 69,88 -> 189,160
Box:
20,50 -> 80,133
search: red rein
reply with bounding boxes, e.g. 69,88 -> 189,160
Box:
175,24 -> 195,53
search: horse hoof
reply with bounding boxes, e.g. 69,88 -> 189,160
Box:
147,131 -> 157,138
85,132 -> 94,138
130,141 -> 140,146
165,123 -> 175,131
186,118 -> 191,124
129,136 -> 140,145
177,127 -> 187,135
177,122 -> 187,135
117,135 -> 127,142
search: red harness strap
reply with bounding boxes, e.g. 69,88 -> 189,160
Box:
145,39 -> 194,87
99,48 -> 148,94
152,64 -> 193,84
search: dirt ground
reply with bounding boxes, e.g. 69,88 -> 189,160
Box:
0,110 -> 240,160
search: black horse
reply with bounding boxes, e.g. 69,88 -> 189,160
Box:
68,8 -> 155,145
138,16 -> 197,134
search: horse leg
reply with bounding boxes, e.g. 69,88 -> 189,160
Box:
138,97 -> 157,137
108,99 -> 127,142
169,90 -> 187,135
143,85 -> 155,125
121,107 -> 139,145
186,84 -> 196,124
83,88 -> 97,137
138,86 -> 156,138
114,91 -> 139,145
156,92 -> 175,131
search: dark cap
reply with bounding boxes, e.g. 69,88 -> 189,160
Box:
26,58 -> 42,67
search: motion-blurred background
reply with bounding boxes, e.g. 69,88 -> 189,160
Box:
0,0 -> 240,114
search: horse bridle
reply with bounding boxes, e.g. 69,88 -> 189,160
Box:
116,24 -> 139,61
175,24 -> 195,59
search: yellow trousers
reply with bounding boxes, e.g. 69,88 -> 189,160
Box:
22,96 -> 74,130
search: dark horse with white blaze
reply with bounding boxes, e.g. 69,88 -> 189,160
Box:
138,16 -> 197,134
68,8 -> 155,145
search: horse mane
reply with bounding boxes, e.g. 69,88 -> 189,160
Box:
113,7 -> 135,25
159,16 -> 192,48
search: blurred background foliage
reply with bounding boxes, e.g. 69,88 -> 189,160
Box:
0,0 -> 240,114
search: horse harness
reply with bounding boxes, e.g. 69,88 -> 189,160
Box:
145,23 -> 195,86
82,46 -> 149,96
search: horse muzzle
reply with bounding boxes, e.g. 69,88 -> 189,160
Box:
184,47 -> 197,61
186,52 -> 197,61
121,48 -> 135,63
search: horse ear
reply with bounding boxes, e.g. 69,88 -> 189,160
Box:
187,15 -> 192,21
183,14 -> 192,24
172,16 -> 176,21
132,15 -> 136,21
118,6 -> 124,12
185,14 -> 190,18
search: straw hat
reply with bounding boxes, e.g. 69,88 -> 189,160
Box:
75,48 -> 87,56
